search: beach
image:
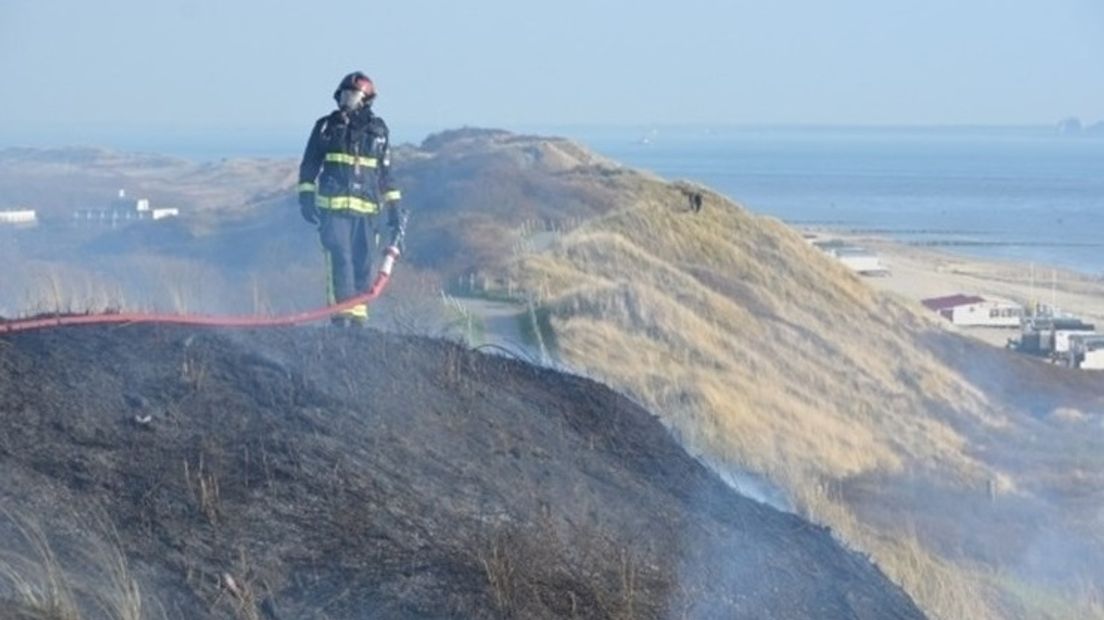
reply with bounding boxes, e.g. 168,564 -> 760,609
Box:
840,234 -> 1104,348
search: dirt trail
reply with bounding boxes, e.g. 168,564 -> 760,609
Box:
452,296 -> 533,355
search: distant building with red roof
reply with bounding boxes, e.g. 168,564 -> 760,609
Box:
922,294 -> 985,312
921,294 -> 1023,327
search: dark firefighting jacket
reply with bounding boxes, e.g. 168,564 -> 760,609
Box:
297,109 -> 401,215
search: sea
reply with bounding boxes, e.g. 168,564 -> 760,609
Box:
576,126 -> 1104,277
18,124 -> 1102,276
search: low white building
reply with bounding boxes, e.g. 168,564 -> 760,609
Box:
833,247 -> 888,275
73,189 -> 179,226
1017,316 -> 1096,356
922,294 -> 1024,327
1066,334 -> 1104,370
1083,347 -> 1104,370
1056,327 -> 1098,354
813,240 -> 889,276
0,209 -> 37,226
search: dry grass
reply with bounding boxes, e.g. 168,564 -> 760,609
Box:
798,489 -> 1003,619
0,517 -> 79,620
8,262 -> 129,318
514,198 -> 996,485
0,510 -> 148,620
184,455 -> 222,525
214,549 -> 265,620
2,252 -> 324,322
480,538 -> 518,614
508,184 -> 1104,619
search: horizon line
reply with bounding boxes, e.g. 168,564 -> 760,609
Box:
2,122 -> 1099,159
1,119 -> 1097,133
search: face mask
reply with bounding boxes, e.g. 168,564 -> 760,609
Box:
337,86 -> 377,111
338,88 -> 370,112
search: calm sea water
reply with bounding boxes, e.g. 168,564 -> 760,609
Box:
578,127 -> 1104,276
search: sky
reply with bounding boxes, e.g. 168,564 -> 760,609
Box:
1,0 -> 1102,149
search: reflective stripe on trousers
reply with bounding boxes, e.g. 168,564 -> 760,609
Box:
315,195 -> 379,214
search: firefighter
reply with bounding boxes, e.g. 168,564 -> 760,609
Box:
297,71 -> 406,327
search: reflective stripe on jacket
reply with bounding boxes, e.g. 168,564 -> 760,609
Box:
297,110 -> 401,214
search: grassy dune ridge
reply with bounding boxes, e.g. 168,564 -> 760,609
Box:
511,183 -> 1104,619
517,192 -> 995,482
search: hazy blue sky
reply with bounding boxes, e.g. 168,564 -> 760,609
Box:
1,0 -> 1102,146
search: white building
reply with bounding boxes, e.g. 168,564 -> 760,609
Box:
1017,316 -> 1096,356
1056,327 -> 1098,354
922,294 -> 1024,327
0,209 -> 37,226
813,240 -> 889,276
1066,334 -> 1104,370
73,189 -> 179,226
1083,347 -> 1104,370
832,247 -> 888,275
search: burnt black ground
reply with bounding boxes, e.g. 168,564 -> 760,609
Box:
0,325 -> 924,619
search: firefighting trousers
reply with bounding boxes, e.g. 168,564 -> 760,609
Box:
318,211 -> 373,319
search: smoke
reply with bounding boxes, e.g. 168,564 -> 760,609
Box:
0,222 -> 326,321
710,462 -> 794,514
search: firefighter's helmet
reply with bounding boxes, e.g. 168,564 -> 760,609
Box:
334,71 -> 376,111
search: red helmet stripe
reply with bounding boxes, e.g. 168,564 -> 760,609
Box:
355,77 -> 375,95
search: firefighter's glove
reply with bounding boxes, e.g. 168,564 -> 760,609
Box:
386,203 -> 408,254
298,192 -> 320,225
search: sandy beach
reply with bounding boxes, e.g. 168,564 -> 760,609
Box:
829,233 -> 1104,348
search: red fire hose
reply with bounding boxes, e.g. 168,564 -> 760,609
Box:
0,247 -> 401,335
